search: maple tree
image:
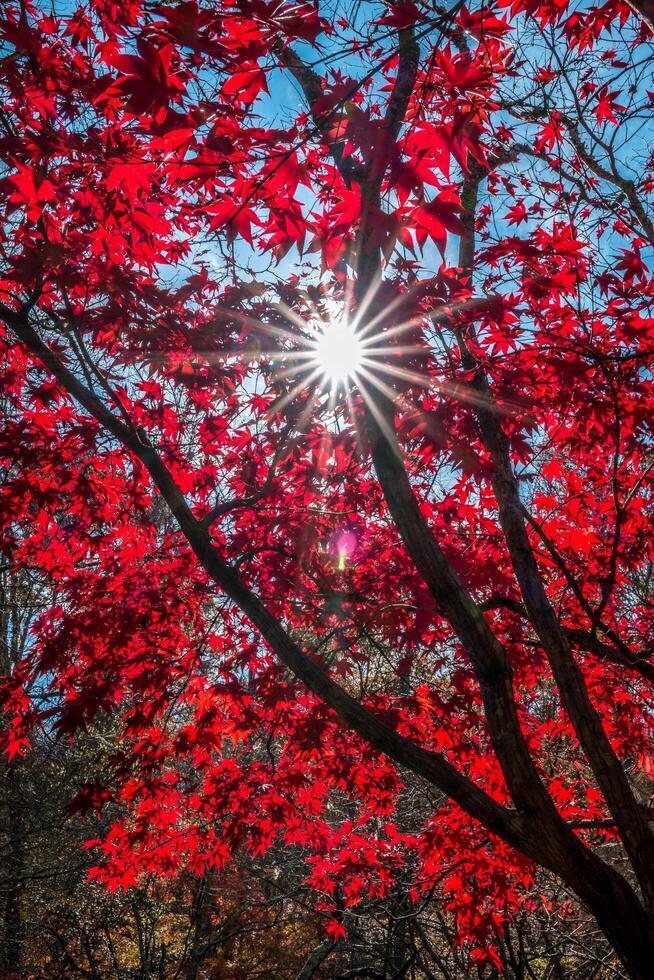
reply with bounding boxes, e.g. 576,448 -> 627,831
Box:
1,0 -> 654,975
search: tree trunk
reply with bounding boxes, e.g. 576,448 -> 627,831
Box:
567,859 -> 654,980
184,871 -> 215,980
295,938 -> 336,979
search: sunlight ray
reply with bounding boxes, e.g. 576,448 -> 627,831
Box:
355,287 -> 423,341
288,385 -> 322,434
356,377 -> 404,459
271,299 -> 317,339
434,379 -> 528,418
272,366 -> 325,412
212,301 -> 316,349
345,388 -> 367,462
363,359 -> 431,388
361,344 -> 426,357
358,294 -> 496,350
359,316 -> 424,347
349,267 -> 384,333
356,366 -> 401,404
274,360 -> 322,384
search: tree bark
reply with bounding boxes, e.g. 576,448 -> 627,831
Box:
627,0 -> 654,32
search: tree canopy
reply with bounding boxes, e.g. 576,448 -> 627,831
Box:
1,0 -> 654,975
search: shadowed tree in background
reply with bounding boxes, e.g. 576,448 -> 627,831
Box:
1,0 -> 654,975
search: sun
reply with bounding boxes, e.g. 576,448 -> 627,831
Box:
312,317 -> 364,388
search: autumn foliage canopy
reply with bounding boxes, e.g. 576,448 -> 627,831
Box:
1,0 -> 654,974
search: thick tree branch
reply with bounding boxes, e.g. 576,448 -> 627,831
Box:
479,595 -> 654,684
627,0 -> 654,32
273,14 -> 654,901
384,26 -> 420,141
274,42 -> 363,187
1,303 -> 538,862
451,167 -> 654,903
12,300 -> 654,959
